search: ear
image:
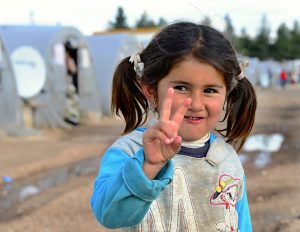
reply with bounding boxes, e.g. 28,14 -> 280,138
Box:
141,83 -> 155,102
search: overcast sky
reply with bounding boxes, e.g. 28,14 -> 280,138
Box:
0,0 -> 299,37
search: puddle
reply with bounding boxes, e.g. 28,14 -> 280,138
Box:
243,133 -> 284,152
19,185 -> 40,201
254,152 -> 272,168
0,155 -> 100,221
241,133 -> 285,168
238,154 -> 249,164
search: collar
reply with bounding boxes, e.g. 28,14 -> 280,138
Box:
205,138 -> 232,166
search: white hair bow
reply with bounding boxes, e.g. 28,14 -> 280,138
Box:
237,60 -> 249,80
129,53 -> 144,78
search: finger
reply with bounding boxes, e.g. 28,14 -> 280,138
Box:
159,88 -> 174,121
171,98 -> 192,125
143,128 -> 174,144
171,135 -> 182,153
155,120 -> 178,139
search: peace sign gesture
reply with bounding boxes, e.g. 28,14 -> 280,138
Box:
142,88 -> 191,179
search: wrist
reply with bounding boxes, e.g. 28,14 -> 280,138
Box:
143,160 -> 168,180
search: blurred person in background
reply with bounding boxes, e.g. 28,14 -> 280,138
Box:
279,69 -> 288,88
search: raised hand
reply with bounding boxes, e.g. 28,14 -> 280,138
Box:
142,88 -> 191,178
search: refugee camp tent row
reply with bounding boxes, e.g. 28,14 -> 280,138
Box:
239,54 -> 286,88
0,35 -> 23,132
86,33 -> 141,115
0,25 -> 101,129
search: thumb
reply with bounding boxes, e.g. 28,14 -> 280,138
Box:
171,135 -> 182,154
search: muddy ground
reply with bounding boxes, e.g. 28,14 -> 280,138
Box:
0,85 -> 300,232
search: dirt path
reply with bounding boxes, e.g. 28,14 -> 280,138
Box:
244,86 -> 300,232
1,86 -> 300,231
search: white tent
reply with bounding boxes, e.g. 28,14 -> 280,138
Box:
87,33 -> 141,115
0,25 -> 101,128
0,35 -> 23,132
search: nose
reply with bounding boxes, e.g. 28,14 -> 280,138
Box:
189,92 -> 205,111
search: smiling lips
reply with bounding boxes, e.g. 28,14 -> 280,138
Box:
184,116 -> 205,124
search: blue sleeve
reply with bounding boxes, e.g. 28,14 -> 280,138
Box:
236,177 -> 252,232
90,147 -> 174,229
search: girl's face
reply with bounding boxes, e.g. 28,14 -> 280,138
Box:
156,57 -> 226,141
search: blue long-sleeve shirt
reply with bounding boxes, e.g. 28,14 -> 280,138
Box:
91,129 -> 252,231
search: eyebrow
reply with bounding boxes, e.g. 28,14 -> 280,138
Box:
169,80 -> 225,89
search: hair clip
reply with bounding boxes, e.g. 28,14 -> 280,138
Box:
237,60 -> 249,80
129,53 -> 144,78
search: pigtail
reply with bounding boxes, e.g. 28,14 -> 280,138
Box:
218,77 -> 257,151
111,57 -> 148,134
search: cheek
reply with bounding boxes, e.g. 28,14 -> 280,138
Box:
207,100 -> 225,118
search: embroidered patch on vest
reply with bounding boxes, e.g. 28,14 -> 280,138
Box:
209,174 -> 241,232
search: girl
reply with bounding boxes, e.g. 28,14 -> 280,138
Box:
91,22 -> 256,232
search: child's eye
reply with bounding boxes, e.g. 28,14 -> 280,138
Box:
204,88 -> 217,94
173,85 -> 188,91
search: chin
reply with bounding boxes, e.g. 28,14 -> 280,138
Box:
180,130 -> 207,142
181,134 -> 204,142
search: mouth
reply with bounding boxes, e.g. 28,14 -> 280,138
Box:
184,116 -> 205,124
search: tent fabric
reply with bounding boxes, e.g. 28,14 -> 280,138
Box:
0,36 -> 23,131
0,25 -> 101,128
87,33 -> 141,115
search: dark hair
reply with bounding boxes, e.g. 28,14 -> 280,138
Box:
111,21 -> 257,151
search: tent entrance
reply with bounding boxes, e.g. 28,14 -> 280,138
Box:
64,41 -> 80,126
65,41 -> 78,93
22,100 -> 34,128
